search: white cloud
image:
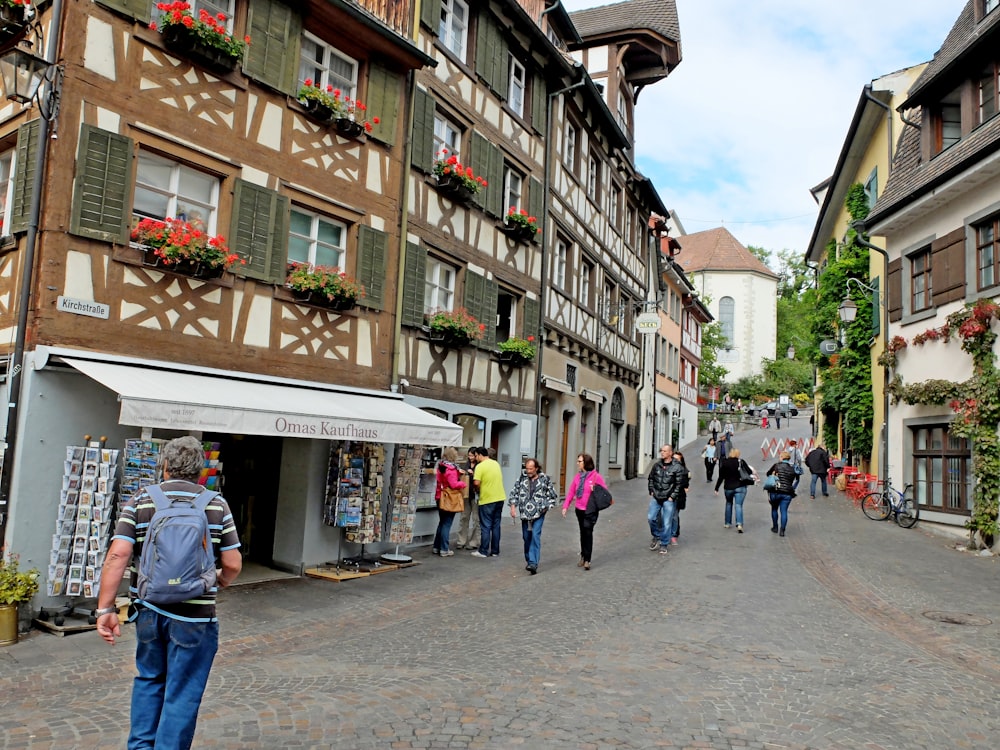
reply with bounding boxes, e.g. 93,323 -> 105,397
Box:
560,0 -> 966,253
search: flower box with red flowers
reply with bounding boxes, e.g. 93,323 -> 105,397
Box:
496,335 -> 536,365
132,217 -> 244,279
296,82 -> 379,138
153,1 -> 249,73
285,262 -> 364,311
0,0 -> 30,44
432,149 -> 487,204
503,208 -> 540,243
426,308 -> 485,348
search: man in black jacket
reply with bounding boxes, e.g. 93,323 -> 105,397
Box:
805,444 -> 831,498
647,445 -> 687,554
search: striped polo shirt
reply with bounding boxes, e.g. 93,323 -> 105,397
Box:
112,479 -> 241,622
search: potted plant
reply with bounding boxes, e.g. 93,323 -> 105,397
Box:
426,307 -> 486,347
296,81 -> 380,137
432,149 -> 487,204
286,262 -> 365,310
497,335 -> 536,365
152,1 -> 250,73
0,554 -> 39,646
503,207 -> 540,242
132,217 -> 245,278
0,0 -> 31,42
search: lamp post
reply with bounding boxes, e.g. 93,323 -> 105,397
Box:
838,276 -> 890,478
0,5 -> 65,548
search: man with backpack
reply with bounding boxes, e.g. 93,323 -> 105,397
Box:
95,436 -> 241,750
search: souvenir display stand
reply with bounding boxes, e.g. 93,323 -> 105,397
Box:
380,445 -> 426,564
324,442 -> 387,569
37,436 -> 119,630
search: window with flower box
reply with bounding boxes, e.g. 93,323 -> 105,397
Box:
503,166 -> 523,213
133,151 -> 220,231
149,0 -> 234,31
299,33 -> 357,100
424,256 -> 456,313
496,288 -> 517,343
433,112 -> 462,163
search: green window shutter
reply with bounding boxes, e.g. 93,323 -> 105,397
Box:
470,131 -> 502,217
522,296 -> 540,341
356,225 -> 387,310
420,0 -> 438,33
96,0 -> 149,22
365,63 -> 400,146
69,125 -> 134,242
229,179 -> 288,284
244,0 -> 302,94
463,270 -> 497,349
527,176 -> 544,242
411,88 -> 436,172
400,242 -> 427,327
531,73 -> 547,133
10,120 -> 40,234
475,12 -> 507,96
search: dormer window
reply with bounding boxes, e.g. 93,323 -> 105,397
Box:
980,62 -> 999,125
933,88 -> 962,155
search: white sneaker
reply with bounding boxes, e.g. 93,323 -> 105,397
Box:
470,551 -> 488,558
441,550 -> 455,557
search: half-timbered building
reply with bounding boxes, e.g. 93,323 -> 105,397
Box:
0,0 -> 464,580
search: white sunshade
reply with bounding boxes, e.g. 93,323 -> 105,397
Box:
62,357 -> 462,447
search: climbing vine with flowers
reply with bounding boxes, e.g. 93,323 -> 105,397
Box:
886,298 -> 1000,545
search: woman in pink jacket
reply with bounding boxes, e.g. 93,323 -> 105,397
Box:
561,452 -> 608,570
433,446 -> 467,556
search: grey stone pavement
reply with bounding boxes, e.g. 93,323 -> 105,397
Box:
3,419 -> 1000,749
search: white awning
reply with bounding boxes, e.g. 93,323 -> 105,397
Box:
540,375 -> 573,394
59,356 -> 462,446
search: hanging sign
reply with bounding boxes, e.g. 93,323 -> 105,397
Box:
635,311 -> 660,332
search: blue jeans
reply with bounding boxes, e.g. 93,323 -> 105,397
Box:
130,608 -> 219,750
521,515 -> 546,567
434,509 -> 457,552
724,486 -> 747,525
809,472 -> 828,496
770,493 -> 793,531
647,497 -> 675,546
478,501 -> 504,556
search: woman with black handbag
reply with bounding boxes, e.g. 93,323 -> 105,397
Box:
561,453 -> 609,570
669,451 -> 691,544
714,447 -> 754,533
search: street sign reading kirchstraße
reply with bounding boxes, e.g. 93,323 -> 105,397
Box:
57,296 -> 110,319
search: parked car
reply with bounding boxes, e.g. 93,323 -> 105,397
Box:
744,401 -> 798,418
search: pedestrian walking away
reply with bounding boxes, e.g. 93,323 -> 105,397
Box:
433,446 -> 466,556
647,444 -> 686,555
95,435 -> 242,750
715,447 -> 754,533
805,443 -> 831,499
562,453 -> 608,570
670,450 -> 691,544
508,457 -> 559,574
766,450 -> 797,536
455,448 -> 481,550
701,437 -> 717,482
472,446 -> 506,558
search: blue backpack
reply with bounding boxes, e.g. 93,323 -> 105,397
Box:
136,485 -> 218,605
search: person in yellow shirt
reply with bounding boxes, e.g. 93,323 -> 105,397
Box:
471,446 -> 506,558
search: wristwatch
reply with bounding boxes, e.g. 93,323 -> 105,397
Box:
94,605 -> 119,617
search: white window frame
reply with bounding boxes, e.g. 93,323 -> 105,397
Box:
424,257 -> 456,313
439,0 -> 469,59
563,121 -> 577,169
580,259 -> 592,308
508,55 -> 526,117
0,150 -> 13,237
433,112 -> 462,163
587,153 -> 600,201
609,184 -> 621,228
504,166 -> 523,213
298,32 -> 358,99
287,207 -> 347,268
133,151 -> 219,231
554,239 -> 567,289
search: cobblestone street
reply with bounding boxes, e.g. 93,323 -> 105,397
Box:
3,424 -> 999,749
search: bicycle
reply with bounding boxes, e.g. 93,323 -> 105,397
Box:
860,478 -> 918,528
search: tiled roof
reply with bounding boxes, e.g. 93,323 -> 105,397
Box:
903,2 -> 1000,107
868,3 -> 1000,225
570,0 -> 680,44
672,227 -> 778,278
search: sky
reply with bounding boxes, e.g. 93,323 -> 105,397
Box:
559,0 -> 968,256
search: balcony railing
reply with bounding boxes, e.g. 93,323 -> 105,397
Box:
354,0 -> 410,37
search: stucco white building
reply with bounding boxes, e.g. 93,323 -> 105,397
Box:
674,227 -> 779,382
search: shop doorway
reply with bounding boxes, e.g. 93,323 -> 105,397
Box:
205,433 -> 282,566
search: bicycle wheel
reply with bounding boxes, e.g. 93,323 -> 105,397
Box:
896,498 -> 919,528
861,492 -> 890,520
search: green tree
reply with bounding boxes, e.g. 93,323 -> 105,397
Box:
747,245 -> 771,267
698,320 -> 729,389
